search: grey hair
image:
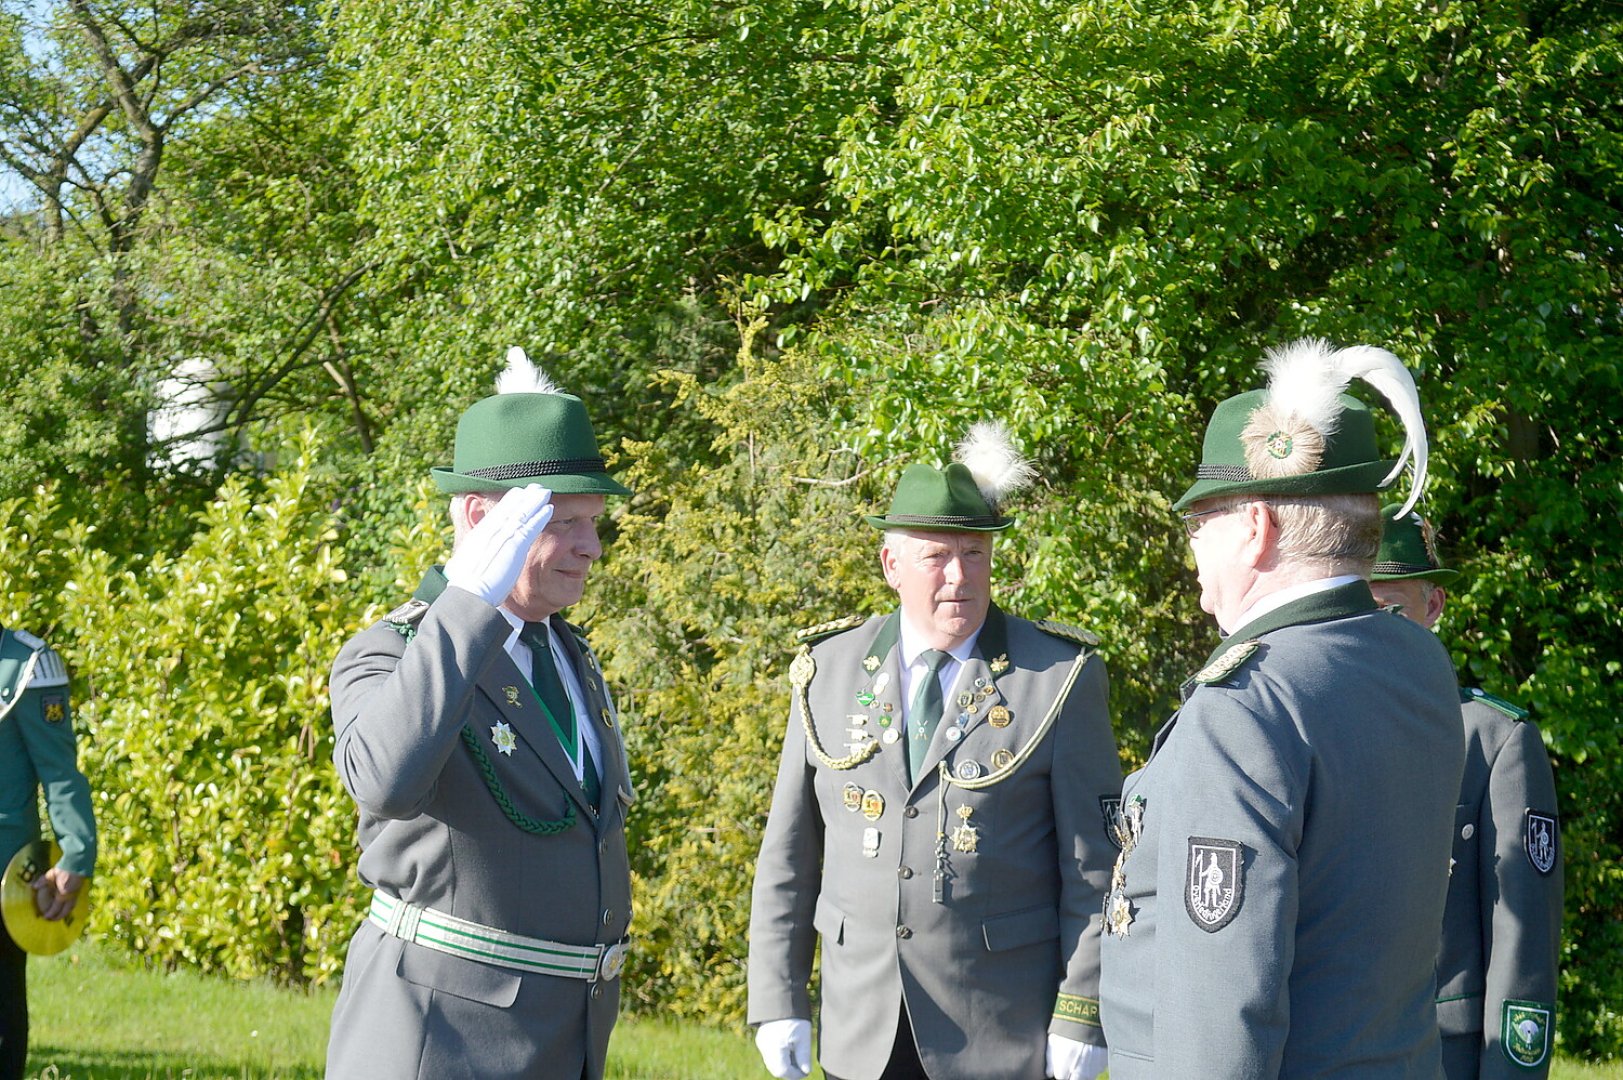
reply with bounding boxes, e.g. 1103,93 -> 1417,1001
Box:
1209,492 -> 1382,575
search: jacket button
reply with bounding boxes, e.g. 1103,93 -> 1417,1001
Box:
896,926 -> 912,939
1461,823 -> 1475,840
898,866 -> 913,879
602,909 -> 614,926
903,806 -> 919,819
591,984 -> 604,1000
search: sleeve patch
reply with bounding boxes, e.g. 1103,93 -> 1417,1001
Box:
1501,1000 -> 1554,1068
1052,993 -> 1101,1027
41,691 -> 67,723
1523,810 -> 1559,875
1185,837 -> 1245,932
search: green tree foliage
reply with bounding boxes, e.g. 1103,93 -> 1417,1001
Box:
0,436 -> 373,983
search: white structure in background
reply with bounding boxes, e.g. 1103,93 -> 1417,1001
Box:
149,356 -> 229,470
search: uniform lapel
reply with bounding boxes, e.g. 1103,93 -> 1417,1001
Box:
551,616 -> 629,833
474,643 -> 594,819
917,607 -> 1007,787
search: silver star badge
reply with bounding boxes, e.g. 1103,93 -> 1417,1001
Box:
490,721 -> 517,756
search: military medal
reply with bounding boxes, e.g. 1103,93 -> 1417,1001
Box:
856,691 -> 876,706
951,806 -> 979,853
989,655 -> 1009,675
988,705 -> 1011,728
955,760 -> 981,780
991,749 -> 1015,771
863,655 -> 880,673
490,721 -> 517,756
882,728 -> 900,744
842,783 -> 864,812
862,827 -> 881,857
503,685 -> 522,707
872,672 -> 890,695
945,727 -> 962,743
861,790 -> 885,820
956,691 -> 973,709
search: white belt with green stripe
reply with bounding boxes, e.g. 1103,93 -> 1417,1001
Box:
369,892 -> 630,982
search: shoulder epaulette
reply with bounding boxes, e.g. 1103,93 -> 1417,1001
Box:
28,646 -> 69,688
12,628 -> 46,651
794,614 -> 866,645
381,598 -> 431,639
1195,640 -> 1261,686
1463,686 -> 1529,721
1033,619 -> 1100,648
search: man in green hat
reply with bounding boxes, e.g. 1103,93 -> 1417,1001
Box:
0,625 -> 95,1080
326,349 -> 635,1080
1370,507 -> 1562,1079
1097,339 -> 1466,1077
748,423 -> 1124,1080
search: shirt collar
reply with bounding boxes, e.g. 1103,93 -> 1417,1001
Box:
898,615 -> 982,669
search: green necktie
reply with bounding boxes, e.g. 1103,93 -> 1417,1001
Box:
523,623 -> 600,811
907,649 -> 951,783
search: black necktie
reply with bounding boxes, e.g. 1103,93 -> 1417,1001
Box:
908,649 -> 951,783
523,623 -> 600,811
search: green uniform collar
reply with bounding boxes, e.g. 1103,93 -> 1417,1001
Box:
1203,580 -> 1378,669
413,566 -> 451,604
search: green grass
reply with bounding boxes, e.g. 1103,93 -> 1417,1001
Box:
20,940 -> 1619,1079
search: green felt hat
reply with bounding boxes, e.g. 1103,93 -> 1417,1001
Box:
864,462 -> 1014,532
1172,389 -> 1395,510
432,355 -> 631,495
1371,503 -> 1459,583
1172,339 -> 1426,512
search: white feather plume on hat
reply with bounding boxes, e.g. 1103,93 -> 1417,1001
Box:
1253,338 -> 1429,517
954,421 -> 1035,509
495,346 -> 561,395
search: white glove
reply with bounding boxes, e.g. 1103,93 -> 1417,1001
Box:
1047,1033 -> 1108,1080
755,1017 -> 813,1080
444,485 -> 554,606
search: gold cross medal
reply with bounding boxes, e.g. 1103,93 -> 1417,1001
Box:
490,721 -> 517,757
951,805 -> 979,854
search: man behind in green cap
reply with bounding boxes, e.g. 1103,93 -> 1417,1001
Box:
1098,339 -> 1466,1077
326,349 -> 635,1080
748,423 -> 1124,1080
1370,507 -> 1563,1079
0,625 -> 94,1080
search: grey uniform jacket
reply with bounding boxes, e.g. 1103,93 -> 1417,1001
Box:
326,573 -> 633,1080
747,607 -> 1124,1080
1099,582 -> 1466,1079
1437,690 -> 1562,1080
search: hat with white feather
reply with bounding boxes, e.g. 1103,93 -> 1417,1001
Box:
864,422 -> 1034,532
432,348 -> 632,496
1172,338 -> 1428,515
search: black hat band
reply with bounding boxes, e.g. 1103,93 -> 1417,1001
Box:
883,513 -> 1004,527
465,457 -> 607,481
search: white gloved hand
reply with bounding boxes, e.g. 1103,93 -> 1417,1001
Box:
443,485 -> 554,606
755,1017 -> 813,1080
1046,1033 -> 1108,1080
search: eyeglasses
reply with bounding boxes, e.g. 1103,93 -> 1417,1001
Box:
1179,506 -> 1232,538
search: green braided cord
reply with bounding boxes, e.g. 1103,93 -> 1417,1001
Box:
391,617 -> 575,836
460,725 -> 577,835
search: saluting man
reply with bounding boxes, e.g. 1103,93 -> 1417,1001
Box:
1370,507 -> 1563,1079
1097,339 -> 1467,1077
0,624 -> 95,1080
748,424 -> 1124,1080
326,349 -> 635,1080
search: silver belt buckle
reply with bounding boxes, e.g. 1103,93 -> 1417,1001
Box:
596,941 -> 629,982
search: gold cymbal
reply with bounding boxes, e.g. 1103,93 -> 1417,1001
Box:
2,839 -> 91,956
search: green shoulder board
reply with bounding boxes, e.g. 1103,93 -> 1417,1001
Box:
794,614 -> 866,645
1195,640 -> 1261,686
1033,619 -> 1100,648
1463,686 -> 1529,721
